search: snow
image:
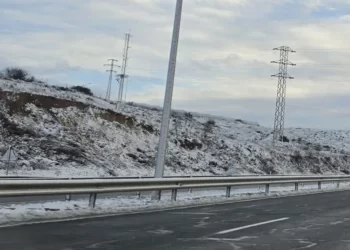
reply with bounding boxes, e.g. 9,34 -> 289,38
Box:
1,78 -> 350,178
1,183 -> 350,226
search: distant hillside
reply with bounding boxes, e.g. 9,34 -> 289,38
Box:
0,78 -> 349,177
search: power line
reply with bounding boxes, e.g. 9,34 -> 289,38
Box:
271,46 -> 296,145
294,64 -> 350,68
125,72 -> 350,83
128,63 -> 350,72
296,48 -> 350,51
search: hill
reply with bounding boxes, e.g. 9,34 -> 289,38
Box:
0,78 -> 349,177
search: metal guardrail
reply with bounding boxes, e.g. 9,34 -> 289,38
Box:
0,175 -> 266,179
1,175 -> 350,208
0,174 -> 327,180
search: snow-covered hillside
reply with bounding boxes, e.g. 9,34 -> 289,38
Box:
0,78 -> 350,177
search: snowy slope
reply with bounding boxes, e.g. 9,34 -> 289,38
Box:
0,78 -> 350,177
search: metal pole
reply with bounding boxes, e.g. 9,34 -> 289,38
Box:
226,186 -> 231,198
89,193 -> 97,208
116,33 -> 131,110
265,184 -> 270,194
154,0 -> 183,178
171,189 -> 178,201
106,61 -> 114,100
65,178 -> 72,201
65,194 -> 71,201
189,175 -> 193,193
116,76 -> 125,110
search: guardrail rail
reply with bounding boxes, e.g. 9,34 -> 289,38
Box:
1,175 -> 350,208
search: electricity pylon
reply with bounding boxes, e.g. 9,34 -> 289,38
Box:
104,59 -> 120,101
271,46 -> 296,145
116,33 -> 131,110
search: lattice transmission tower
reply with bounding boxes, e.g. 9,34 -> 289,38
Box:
104,59 -> 120,101
271,46 -> 296,145
116,32 -> 131,111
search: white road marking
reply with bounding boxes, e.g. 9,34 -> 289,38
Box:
206,236 -> 259,242
86,239 -> 120,248
293,240 -> 317,249
194,217 -> 210,228
215,217 -> 290,235
148,229 -> 173,235
170,212 -> 215,215
330,220 -> 343,225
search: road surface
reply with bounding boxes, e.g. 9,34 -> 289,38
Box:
1,190 -> 350,249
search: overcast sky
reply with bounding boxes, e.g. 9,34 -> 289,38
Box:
2,0 -> 350,129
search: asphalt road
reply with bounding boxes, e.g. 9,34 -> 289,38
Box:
2,190 -> 350,249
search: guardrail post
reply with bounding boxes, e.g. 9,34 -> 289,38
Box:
157,190 -> 162,201
137,176 -> 141,198
65,194 -> 71,201
318,181 -> 321,190
337,180 -> 340,188
171,189 -> 178,201
226,186 -> 231,198
65,177 -> 72,201
295,183 -> 299,191
89,193 -> 97,208
189,175 -> 193,193
265,184 -> 270,194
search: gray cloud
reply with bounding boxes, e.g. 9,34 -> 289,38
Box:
2,0 -> 350,129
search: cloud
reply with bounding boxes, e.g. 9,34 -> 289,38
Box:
2,0 -> 350,129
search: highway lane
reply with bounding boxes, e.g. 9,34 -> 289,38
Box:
1,190 -> 350,249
